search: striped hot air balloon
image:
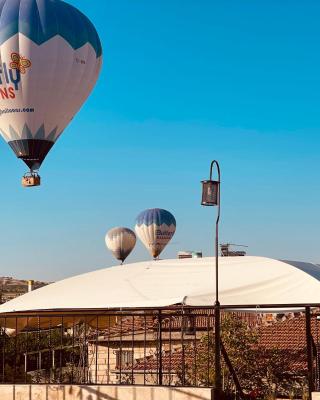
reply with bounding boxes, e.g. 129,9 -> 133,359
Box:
0,0 -> 102,186
135,208 -> 176,259
105,227 -> 137,264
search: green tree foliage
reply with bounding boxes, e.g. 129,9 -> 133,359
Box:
180,314 -> 308,398
0,326 -> 76,384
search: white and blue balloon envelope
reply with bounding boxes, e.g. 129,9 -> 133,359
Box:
0,0 -> 102,173
135,208 -> 176,259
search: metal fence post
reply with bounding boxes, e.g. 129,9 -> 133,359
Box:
158,310 -> 163,385
306,306 -> 314,398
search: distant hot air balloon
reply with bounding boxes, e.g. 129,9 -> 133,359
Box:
0,0 -> 102,187
135,208 -> 176,259
105,227 -> 137,264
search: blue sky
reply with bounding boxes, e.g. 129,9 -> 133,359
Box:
0,0 -> 320,281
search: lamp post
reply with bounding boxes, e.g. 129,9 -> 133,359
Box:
201,160 -> 222,399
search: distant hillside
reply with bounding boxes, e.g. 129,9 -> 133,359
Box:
0,277 -> 50,303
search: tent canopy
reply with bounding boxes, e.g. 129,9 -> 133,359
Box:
0,256 -> 320,316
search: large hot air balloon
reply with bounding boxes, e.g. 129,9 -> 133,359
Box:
0,0 -> 102,187
105,227 -> 136,264
135,208 -> 176,259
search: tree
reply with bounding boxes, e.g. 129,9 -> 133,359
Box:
179,314 -> 308,398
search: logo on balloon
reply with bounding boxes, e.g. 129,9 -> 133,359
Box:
10,53 -> 31,74
0,53 -> 31,100
155,230 -> 174,239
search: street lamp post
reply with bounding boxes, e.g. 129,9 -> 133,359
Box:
201,160 -> 222,399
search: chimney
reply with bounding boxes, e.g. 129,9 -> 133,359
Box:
178,251 -> 202,259
28,280 -> 34,292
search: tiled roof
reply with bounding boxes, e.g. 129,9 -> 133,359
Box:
120,348 -> 194,373
257,314 -> 320,373
97,311 -> 214,339
101,315 -> 155,338
258,314 -> 319,350
96,310 -> 260,340
119,315 -> 318,375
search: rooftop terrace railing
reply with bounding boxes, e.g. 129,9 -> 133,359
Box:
0,306 -> 317,399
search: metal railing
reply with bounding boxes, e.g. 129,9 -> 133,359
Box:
0,306 -> 317,399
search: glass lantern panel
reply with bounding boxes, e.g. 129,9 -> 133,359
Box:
202,181 -> 219,205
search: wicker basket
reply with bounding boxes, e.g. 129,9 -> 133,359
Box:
22,174 -> 41,187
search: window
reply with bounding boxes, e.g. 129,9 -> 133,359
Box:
115,350 -> 133,369
182,313 -> 196,335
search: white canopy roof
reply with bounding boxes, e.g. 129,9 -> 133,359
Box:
0,256 -> 320,315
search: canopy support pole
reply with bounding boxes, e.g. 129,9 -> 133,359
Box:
221,341 -> 246,399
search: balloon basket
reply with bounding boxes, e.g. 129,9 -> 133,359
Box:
22,172 -> 41,187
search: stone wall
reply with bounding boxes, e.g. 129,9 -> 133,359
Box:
0,385 -> 213,400
88,334 -> 183,384
88,341 -> 159,384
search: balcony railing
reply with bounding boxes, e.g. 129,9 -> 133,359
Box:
0,306 -> 316,399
